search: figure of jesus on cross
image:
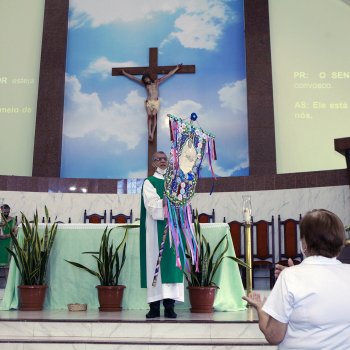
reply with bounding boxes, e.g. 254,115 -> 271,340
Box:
112,48 -> 195,144
121,64 -> 182,142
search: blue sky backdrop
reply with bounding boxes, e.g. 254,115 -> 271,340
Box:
61,0 -> 249,179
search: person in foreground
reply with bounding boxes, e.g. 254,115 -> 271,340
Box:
0,204 -> 18,281
243,209 -> 350,349
140,151 -> 184,319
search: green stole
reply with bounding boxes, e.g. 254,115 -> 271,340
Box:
140,176 -> 183,288
0,218 -> 15,265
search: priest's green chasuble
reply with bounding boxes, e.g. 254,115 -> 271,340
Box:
140,176 -> 183,288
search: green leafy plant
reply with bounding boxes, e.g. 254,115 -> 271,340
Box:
65,226 -> 131,286
184,213 -> 250,287
5,207 -> 58,285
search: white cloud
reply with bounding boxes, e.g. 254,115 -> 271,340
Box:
82,57 -> 138,78
167,1 -> 235,50
156,99 -> 209,155
127,169 -> 148,178
69,0 -> 236,50
208,161 -> 233,177
63,74 -> 146,150
69,0 -> 183,27
210,158 -> 249,177
160,99 -> 203,127
170,13 -> 220,50
218,79 -> 247,114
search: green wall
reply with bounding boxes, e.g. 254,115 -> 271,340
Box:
0,0 -> 45,176
269,0 -> 350,173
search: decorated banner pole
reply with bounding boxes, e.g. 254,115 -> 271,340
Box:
243,195 -> 253,295
151,113 -> 216,286
152,221 -> 169,286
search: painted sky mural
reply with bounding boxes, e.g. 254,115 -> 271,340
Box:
61,0 -> 249,179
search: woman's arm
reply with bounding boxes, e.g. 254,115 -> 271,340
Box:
243,292 -> 288,345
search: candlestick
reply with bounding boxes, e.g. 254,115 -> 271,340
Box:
242,195 -> 253,295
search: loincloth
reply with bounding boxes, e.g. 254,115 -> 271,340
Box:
145,99 -> 160,113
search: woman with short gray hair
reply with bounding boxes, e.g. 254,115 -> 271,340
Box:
244,209 -> 350,350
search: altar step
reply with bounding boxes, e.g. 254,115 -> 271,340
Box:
0,309 -> 277,350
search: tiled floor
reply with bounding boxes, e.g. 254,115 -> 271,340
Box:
0,289 -> 278,350
0,309 -> 270,347
0,288 -> 271,323
0,307 -> 259,322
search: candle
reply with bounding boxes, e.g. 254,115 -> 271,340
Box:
242,195 -> 252,223
244,208 -> 251,223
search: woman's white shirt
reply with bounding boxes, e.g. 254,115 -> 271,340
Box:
263,256 -> 350,350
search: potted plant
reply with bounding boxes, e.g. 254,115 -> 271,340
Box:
65,225 -> 131,311
5,207 -> 58,311
184,214 -> 249,313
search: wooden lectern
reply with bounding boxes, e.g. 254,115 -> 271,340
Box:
334,137 -> 350,184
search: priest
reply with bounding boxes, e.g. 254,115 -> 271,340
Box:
139,151 -> 184,318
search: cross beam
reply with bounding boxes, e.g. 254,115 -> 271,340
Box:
112,48 -> 195,80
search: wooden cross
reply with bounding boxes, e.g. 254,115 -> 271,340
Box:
112,47 -> 195,176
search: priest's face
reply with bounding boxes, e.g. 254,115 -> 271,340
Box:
152,152 -> 168,170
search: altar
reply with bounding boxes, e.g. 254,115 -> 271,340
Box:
0,223 -> 246,311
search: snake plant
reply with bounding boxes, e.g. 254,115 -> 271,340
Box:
5,207 -> 57,285
184,212 -> 250,287
65,225 -> 134,286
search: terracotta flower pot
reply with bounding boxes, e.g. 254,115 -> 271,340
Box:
96,285 -> 125,312
188,286 -> 217,313
18,285 -> 48,311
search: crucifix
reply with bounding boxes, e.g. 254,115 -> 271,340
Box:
112,47 -> 195,175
